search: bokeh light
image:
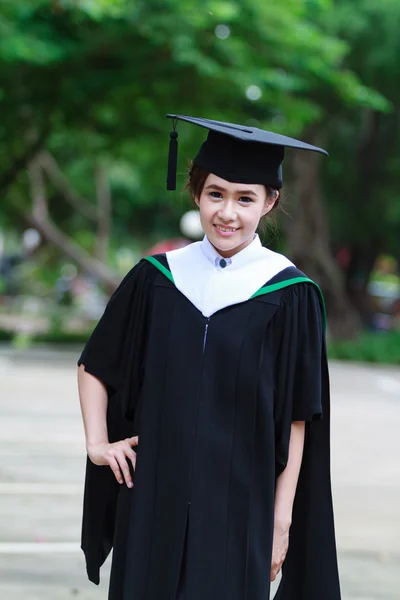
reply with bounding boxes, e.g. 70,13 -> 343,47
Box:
22,228 -> 41,252
180,210 -> 203,240
245,85 -> 262,101
215,24 -> 231,40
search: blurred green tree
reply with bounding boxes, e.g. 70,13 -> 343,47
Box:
0,0 -> 394,335
319,0 -> 400,322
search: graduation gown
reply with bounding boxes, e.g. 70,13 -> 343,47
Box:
78,255 -> 341,600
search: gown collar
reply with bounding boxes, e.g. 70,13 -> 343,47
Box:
166,236 -> 294,318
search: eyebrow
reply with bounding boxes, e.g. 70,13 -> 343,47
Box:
204,184 -> 259,197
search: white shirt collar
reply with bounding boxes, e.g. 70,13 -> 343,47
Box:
200,235 -> 263,271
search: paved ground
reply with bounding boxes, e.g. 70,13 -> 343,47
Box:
0,346 -> 399,599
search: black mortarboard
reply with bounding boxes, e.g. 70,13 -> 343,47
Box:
166,114 -> 328,191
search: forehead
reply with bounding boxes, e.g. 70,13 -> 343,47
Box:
205,173 -> 265,196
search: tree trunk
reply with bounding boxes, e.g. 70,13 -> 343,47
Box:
27,213 -> 119,293
283,135 -> 361,340
39,151 -> 98,221
0,129 -> 49,198
343,109 -> 385,323
344,243 -> 381,326
27,161 -> 119,294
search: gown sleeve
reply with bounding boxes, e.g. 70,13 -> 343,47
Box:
78,259 -> 156,585
78,259 -> 151,402
272,283 -> 341,600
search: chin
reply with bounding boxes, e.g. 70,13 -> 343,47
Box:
209,234 -> 246,257
215,239 -> 241,251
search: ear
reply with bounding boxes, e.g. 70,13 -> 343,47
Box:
261,190 -> 279,216
194,195 -> 201,208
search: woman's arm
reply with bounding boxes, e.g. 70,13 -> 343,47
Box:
77,364 -> 138,488
78,364 -> 109,447
270,420 -> 305,581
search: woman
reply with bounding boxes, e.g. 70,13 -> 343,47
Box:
77,115 -> 341,600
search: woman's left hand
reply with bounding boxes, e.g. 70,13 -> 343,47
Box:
270,522 -> 289,582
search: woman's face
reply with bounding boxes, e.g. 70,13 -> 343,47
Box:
195,173 -> 278,258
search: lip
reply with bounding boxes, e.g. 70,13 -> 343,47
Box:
213,224 -> 239,237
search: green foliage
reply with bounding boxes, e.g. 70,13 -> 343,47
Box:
0,328 -> 91,348
0,0 -> 398,311
328,330 -> 400,364
33,328 -> 90,345
0,2 -> 385,205
0,329 -> 13,342
319,0 -> 400,259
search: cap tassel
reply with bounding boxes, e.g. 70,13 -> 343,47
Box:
167,128 -> 178,191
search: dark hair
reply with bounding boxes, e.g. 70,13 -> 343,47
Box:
185,162 -> 282,233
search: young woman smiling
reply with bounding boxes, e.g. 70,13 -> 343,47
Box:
77,115 -> 341,600
191,169 -> 279,257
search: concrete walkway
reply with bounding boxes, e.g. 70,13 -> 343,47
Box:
0,347 -> 399,599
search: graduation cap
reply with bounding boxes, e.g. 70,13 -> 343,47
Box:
166,114 -> 328,191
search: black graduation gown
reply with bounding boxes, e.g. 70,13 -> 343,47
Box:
78,256 -> 341,600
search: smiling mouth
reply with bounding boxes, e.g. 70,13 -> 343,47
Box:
214,225 -> 239,232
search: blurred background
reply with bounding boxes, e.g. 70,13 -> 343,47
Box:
0,1 -> 399,599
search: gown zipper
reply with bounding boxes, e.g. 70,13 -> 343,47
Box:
202,319 -> 210,352
188,317 -> 210,507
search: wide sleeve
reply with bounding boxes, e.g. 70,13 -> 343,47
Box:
272,283 -> 341,600
273,283 -> 324,473
79,261 -> 147,394
78,259 -> 155,585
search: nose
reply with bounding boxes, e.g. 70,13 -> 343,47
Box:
218,200 -> 236,222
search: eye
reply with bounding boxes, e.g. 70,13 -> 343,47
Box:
239,196 -> 253,204
209,191 -> 222,199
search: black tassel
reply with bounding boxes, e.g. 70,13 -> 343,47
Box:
167,130 -> 178,191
